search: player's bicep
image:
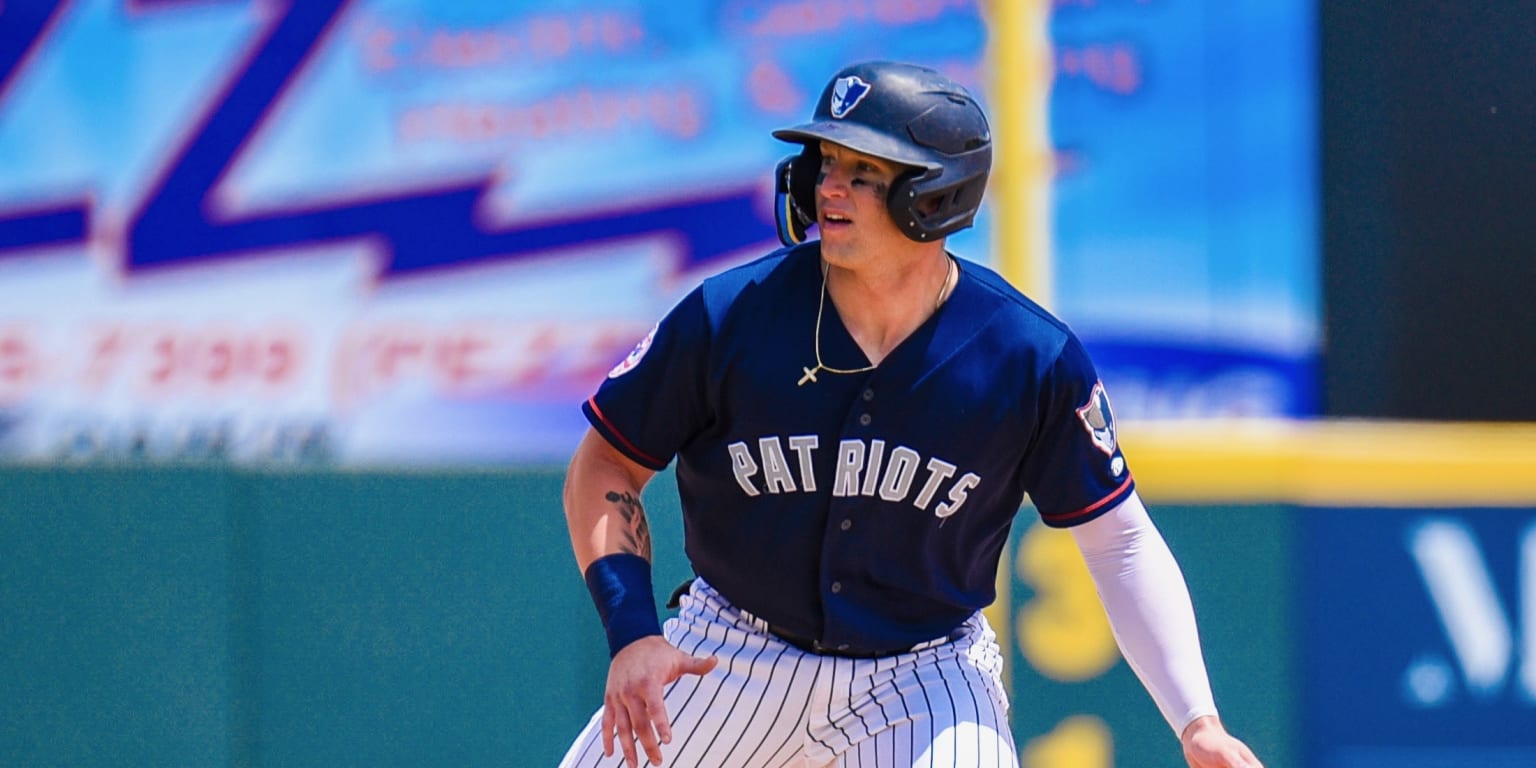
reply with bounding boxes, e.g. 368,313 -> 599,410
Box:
569,426 -> 656,498
1021,334 -> 1135,527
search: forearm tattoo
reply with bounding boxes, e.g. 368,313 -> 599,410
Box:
605,490 -> 652,560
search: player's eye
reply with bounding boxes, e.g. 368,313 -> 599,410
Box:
851,167 -> 886,188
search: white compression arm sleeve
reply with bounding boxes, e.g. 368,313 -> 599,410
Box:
1069,490 -> 1218,735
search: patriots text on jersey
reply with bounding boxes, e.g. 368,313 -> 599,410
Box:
726,434 -> 981,518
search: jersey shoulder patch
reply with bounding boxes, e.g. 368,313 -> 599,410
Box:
608,323 -> 657,379
1076,380 -> 1118,456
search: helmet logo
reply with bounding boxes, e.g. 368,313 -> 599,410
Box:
829,75 -> 871,118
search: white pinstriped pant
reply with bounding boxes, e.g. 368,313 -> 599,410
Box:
559,579 -> 1018,768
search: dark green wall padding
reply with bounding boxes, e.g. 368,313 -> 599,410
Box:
1,466 -> 1285,767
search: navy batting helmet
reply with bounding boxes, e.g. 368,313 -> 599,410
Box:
772,60 -> 992,244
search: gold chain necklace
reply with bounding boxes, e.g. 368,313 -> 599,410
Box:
798,255 -> 955,387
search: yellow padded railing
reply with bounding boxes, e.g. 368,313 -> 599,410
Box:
1123,419 -> 1536,506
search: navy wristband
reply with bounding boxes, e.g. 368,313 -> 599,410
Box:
584,552 -> 663,658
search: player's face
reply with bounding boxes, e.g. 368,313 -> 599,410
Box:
814,142 -> 910,265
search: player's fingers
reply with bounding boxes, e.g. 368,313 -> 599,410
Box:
1217,746 -> 1259,768
680,653 -> 718,677
630,696 -> 665,765
1238,744 -> 1263,768
600,702 -> 616,758
608,699 -> 640,768
1216,740 -> 1258,768
644,685 -> 673,747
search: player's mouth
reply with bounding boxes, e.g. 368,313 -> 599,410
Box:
821,211 -> 854,232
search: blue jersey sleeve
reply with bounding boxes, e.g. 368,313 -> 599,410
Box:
1022,333 -> 1136,527
582,286 -> 712,471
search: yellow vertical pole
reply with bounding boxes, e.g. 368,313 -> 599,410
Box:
986,0 -> 1055,305
981,0 -> 1055,697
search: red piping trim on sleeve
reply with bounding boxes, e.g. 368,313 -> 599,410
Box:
1043,474 -> 1135,523
586,397 -> 665,469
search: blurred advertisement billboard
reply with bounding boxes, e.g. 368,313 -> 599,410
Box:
0,1 -> 1316,465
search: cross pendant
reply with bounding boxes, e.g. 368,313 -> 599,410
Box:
798,365 -> 819,386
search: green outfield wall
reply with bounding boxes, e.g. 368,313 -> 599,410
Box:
0,465 -> 1287,767
4,422 -> 1534,767
1,465 -> 641,767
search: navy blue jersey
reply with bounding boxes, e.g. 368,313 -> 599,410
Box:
583,243 -> 1134,652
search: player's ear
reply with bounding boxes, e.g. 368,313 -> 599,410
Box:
774,149 -> 820,246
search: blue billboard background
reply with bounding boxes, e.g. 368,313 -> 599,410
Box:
1051,1 -> 1320,419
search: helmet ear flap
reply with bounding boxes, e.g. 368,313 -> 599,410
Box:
888,159 -> 987,241
887,167 -> 937,241
774,148 -> 821,246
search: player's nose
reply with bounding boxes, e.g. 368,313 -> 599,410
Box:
817,164 -> 853,197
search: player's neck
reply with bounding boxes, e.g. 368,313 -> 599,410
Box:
823,247 -> 953,365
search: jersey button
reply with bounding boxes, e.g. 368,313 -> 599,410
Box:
830,581 -> 842,593
840,519 -> 852,531
858,413 -> 872,426
862,388 -> 875,401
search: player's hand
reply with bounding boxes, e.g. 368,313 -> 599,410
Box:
1180,715 -> 1263,768
601,634 -> 718,767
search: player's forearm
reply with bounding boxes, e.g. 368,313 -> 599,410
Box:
563,429 -> 657,573
1070,492 -> 1218,735
565,428 -> 665,657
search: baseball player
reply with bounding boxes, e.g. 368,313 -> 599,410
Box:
559,61 -> 1263,768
